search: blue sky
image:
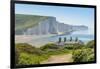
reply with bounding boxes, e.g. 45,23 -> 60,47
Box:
15,4 -> 94,35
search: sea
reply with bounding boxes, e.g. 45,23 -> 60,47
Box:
30,31 -> 94,46
15,30 -> 94,47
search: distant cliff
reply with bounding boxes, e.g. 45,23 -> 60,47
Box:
15,14 -> 88,35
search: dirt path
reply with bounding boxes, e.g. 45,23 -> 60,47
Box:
41,54 -> 73,64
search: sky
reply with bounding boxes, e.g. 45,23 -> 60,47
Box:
15,4 -> 95,35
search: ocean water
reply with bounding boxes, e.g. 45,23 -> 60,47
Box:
30,33 -> 94,46
15,31 -> 94,47
48,34 -> 94,43
45,30 -> 94,44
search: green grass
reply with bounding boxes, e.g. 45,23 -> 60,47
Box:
44,49 -> 71,56
15,40 -> 95,65
15,43 -> 50,65
18,52 -> 50,65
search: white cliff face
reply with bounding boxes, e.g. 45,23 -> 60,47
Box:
22,17 -> 58,35
57,23 -> 72,33
48,17 -> 58,34
15,17 -> 88,35
23,26 -> 39,35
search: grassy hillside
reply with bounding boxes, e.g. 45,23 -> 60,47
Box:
15,40 -> 95,65
15,14 -> 49,31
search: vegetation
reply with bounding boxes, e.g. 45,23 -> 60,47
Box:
72,40 -> 95,62
86,40 -> 94,48
15,43 -> 37,54
18,53 -> 49,65
72,48 -> 94,62
40,43 -> 59,51
15,40 -> 95,65
64,43 -> 85,50
15,43 -> 50,65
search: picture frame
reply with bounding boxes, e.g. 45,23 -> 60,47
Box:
11,0 -> 97,68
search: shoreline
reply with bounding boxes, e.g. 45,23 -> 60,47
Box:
15,34 -> 56,47
15,34 -> 94,47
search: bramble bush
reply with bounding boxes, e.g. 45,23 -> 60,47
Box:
86,40 -> 94,48
15,43 -> 50,65
72,48 -> 94,62
40,43 -> 59,51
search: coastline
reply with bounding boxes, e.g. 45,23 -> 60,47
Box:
15,34 -> 94,47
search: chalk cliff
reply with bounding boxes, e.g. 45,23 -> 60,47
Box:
15,14 -> 88,35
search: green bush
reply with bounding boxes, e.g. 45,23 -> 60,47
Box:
18,52 -> 50,65
87,53 -> 94,61
18,53 -> 40,65
40,43 -> 59,51
15,43 -> 43,55
72,48 -> 94,62
46,49 -> 70,55
73,43 -> 85,49
64,43 -> 84,50
86,40 -> 94,48
15,43 -> 50,65
16,43 -> 36,53
64,45 -> 74,49
72,49 -> 85,62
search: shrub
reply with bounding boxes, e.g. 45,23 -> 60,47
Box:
15,43 -> 36,53
40,43 -> 59,51
46,49 -> 70,55
64,43 -> 84,50
15,43 -> 43,55
72,49 -> 87,62
86,40 -> 94,48
15,43 -> 47,65
18,52 -> 50,65
72,48 -> 94,62
73,43 -> 85,49
87,53 -> 94,61
64,45 -> 74,50
18,53 -> 40,65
